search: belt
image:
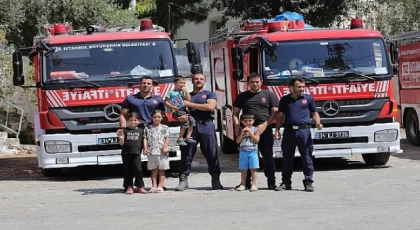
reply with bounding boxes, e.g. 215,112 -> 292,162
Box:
196,119 -> 213,124
284,124 -> 311,130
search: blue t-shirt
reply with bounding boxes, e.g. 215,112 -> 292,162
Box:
189,90 -> 217,121
278,94 -> 316,126
165,89 -> 187,113
240,126 -> 258,152
122,94 -> 165,124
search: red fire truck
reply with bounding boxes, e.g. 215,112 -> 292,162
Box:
11,19 -> 202,176
389,30 -> 420,146
209,16 -> 402,166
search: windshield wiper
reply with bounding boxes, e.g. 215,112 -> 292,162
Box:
48,78 -> 100,88
329,71 -> 376,81
106,74 -> 143,79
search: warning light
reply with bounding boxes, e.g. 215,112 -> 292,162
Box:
350,18 -> 363,29
54,24 -> 67,35
86,25 -> 106,35
140,19 -> 153,31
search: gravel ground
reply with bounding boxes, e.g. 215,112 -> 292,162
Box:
0,132 -> 419,230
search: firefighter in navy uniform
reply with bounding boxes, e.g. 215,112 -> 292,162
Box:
233,73 -> 279,190
274,78 -> 323,192
175,73 -> 223,191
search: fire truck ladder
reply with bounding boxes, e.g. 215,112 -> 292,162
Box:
390,29 -> 420,43
0,100 -> 24,140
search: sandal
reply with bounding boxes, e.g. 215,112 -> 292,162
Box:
149,188 -> 157,193
156,188 -> 164,193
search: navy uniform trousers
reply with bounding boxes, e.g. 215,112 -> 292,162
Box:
179,121 -> 221,177
281,127 -> 314,184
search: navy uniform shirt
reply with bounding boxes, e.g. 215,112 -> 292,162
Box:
189,90 -> 217,121
278,94 -> 317,126
122,93 -> 165,124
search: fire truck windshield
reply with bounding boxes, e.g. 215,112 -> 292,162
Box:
263,38 -> 390,82
43,39 -> 175,85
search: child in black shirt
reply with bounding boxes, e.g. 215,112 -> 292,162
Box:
119,112 -> 147,195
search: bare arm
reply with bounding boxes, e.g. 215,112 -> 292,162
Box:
312,112 -> 321,125
119,133 -> 125,146
119,108 -> 129,129
275,112 -> 285,132
164,97 -> 179,111
163,136 -> 170,149
142,137 -> 148,154
233,107 -> 241,126
183,89 -> 191,101
235,131 -> 244,144
249,132 -> 260,143
184,99 -> 216,112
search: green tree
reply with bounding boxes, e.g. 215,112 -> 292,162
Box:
211,0 -> 361,27
375,0 -> 420,36
135,0 -> 211,33
0,0 -> 140,47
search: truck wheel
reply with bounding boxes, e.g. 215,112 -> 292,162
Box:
362,153 -> 391,166
219,132 -> 238,154
42,168 -> 61,177
405,109 -> 420,146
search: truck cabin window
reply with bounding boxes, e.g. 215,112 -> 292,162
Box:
44,40 -> 175,83
263,38 -> 390,80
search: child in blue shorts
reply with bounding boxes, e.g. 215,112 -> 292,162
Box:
235,113 -> 260,192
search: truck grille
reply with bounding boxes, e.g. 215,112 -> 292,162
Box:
315,99 -> 373,107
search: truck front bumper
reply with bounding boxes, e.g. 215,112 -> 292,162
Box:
265,122 -> 402,158
37,128 -> 181,169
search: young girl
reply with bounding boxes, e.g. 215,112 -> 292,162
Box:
118,112 -> 147,195
143,109 -> 170,193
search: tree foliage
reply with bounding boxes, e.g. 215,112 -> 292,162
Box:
375,0 -> 420,36
135,0 -> 211,33
210,0 -> 364,27
0,0 -> 140,47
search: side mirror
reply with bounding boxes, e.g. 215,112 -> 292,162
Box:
186,42 -> 201,65
12,51 -> 24,86
389,41 -> 398,64
231,47 -> 243,81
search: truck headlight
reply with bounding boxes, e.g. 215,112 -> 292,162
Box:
374,129 -> 398,142
169,133 -> 179,146
44,140 -> 72,153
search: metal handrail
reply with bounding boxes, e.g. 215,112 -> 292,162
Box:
0,100 -> 24,140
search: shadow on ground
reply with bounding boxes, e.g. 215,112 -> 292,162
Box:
392,139 -> 420,161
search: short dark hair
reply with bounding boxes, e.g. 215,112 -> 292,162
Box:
127,112 -> 140,120
140,75 -> 153,82
174,75 -> 185,83
240,113 -> 255,120
152,109 -> 164,116
289,78 -> 305,87
247,72 -> 262,82
192,73 -> 206,80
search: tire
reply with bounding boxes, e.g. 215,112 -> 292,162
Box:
42,168 -> 61,177
405,109 -> 420,146
220,132 -> 239,154
362,153 -> 391,166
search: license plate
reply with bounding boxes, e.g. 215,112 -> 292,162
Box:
98,137 -> 119,145
315,131 -> 349,139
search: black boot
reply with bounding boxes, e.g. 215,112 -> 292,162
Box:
211,175 -> 223,190
175,174 -> 189,191
303,179 -> 314,192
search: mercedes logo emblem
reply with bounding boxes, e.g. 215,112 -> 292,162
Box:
322,100 -> 340,117
103,104 -> 122,121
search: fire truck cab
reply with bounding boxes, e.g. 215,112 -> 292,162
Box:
209,15 -> 402,166
11,20 -> 203,177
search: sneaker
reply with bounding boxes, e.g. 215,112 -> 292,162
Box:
249,185 -> 258,192
235,184 -> 246,191
137,187 -> 148,194
177,139 -> 188,146
275,183 -> 292,191
125,186 -> 134,195
235,183 -> 249,190
185,137 -> 197,144
303,180 -> 314,192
